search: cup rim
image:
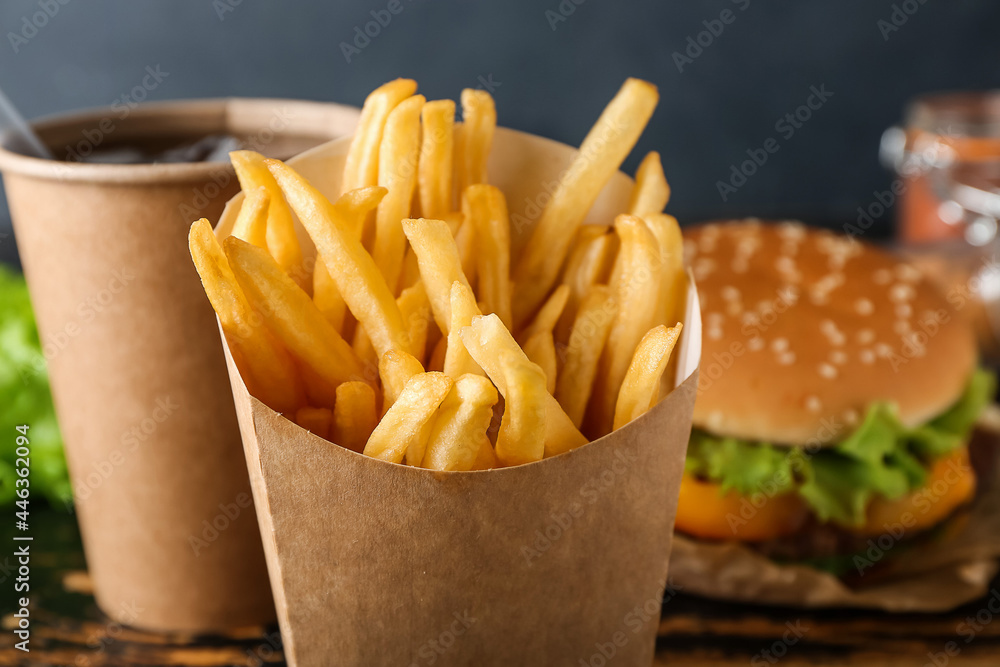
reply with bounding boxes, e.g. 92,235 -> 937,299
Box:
0,97 -> 359,184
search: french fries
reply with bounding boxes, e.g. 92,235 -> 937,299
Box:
363,372 -> 452,464
627,151 -> 670,217
193,76 -> 689,471
224,237 -> 367,396
418,100 -> 455,219
512,78 -> 659,327
230,150 -> 307,290
422,374 -> 498,471
464,185 -> 512,329
455,89 -> 496,197
332,381 -> 378,453
188,219 -> 305,414
230,186 -> 270,248
342,78 -> 417,192
555,285 -> 618,428
613,324 -> 682,430
495,353 -> 547,466
373,95 -> 425,293
586,215 -> 663,437
266,162 -> 412,360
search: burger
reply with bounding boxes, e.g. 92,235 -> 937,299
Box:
676,219 -> 994,575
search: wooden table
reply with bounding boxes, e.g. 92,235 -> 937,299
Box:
3,508 -> 1000,666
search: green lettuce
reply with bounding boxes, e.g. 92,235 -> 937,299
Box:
686,368 -> 995,528
0,265 -> 71,508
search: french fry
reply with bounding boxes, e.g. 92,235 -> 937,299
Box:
453,215 -> 478,288
397,280 -> 431,363
613,324 -> 682,431
363,372 -> 453,464
523,330 -> 557,394
555,229 -> 613,343
495,352 -> 547,467
455,89 -> 496,197
342,78 -> 418,192
519,284 -> 569,344
266,160 -> 413,359
230,150 -> 307,290
463,184 -> 512,329
224,237 -> 368,397
555,285 -> 617,428
373,94 -> 425,293
512,78 -> 659,326
332,381 -> 378,453
379,349 -> 425,414
295,407 -> 332,440
230,186 -> 269,248
471,437 -> 498,470
444,282 -> 483,378
642,213 -> 687,330
312,182 -> 383,332
586,215 -> 662,438
460,314 -> 587,457
418,100 -> 455,219
188,219 -> 305,413
313,259 -> 347,331
401,218 -> 472,334
627,151 -> 670,217
422,374 -> 498,471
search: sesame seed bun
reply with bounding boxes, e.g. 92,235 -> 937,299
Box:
687,220 -> 977,447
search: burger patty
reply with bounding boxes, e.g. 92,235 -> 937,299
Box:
746,430 -> 995,564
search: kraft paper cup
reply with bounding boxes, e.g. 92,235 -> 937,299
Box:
0,98 -> 359,632
215,127 -> 702,666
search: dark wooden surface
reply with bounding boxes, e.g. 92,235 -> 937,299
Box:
3,508 -> 1000,666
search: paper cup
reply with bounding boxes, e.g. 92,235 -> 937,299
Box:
0,98 -> 359,632
215,127 -> 701,666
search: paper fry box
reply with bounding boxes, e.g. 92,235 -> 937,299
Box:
216,128 -> 701,666
0,98 -> 359,632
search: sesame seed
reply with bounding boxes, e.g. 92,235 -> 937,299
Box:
777,351 -> 796,365
830,350 -> 848,365
874,269 -> 893,285
771,337 -> 789,352
707,311 -> 724,324
707,410 -> 724,429
890,283 -> 915,303
726,301 -> 743,317
707,327 -> 723,341
856,329 -> 876,344
818,363 -> 838,379
854,298 -> 874,316
748,337 -> 765,351
896,303 -> 913,318
721,286 -> 740,301
896,264 -> 922,282
875,343 -> 893,358
806,396 -> 822,413
860,349 -> 876,364
732,258 -> 749,273
844,409 -> 859,425
894,320 -> 912,335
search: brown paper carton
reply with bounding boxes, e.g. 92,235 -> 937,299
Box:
215,128 -> 702,665
0,98 -> 359,632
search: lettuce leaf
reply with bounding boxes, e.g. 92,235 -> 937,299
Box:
686,368 -> 995,528
0,265 -> 72,508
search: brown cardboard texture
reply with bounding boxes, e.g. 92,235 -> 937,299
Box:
215,127 -> 702,666
0,98 -> 360,632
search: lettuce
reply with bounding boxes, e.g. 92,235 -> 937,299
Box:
0,265 -> 72,508
686,368 -> 995,528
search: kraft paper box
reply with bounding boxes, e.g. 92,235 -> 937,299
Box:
215,127 -> 702,666
0,98 -> 359,632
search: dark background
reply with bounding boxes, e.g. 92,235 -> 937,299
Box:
1,0 -> 998,267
